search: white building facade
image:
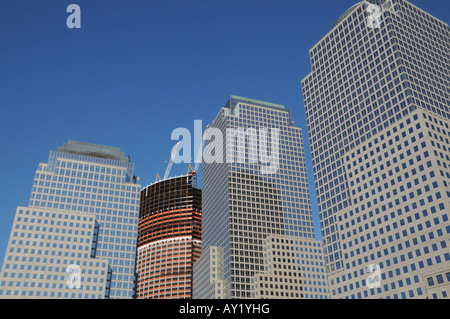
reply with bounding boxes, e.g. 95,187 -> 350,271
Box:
0,141 -> 141,298
0,207 -> 109,298
193,96 -> 326,299
302,0 -> 450,298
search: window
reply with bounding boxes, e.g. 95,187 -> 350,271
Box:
427,277 -> 434,286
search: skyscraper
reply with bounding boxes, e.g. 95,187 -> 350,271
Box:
193,96 -> 327,299
0,206 -> 110,299
250,235 -> 329,299
136,171 -> 202,299
0,140 -> 141,299
301,0 -> 450,298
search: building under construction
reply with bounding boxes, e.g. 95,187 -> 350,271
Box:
135,171 -> 202,299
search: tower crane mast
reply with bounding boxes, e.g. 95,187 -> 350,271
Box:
163,141 -> 180,180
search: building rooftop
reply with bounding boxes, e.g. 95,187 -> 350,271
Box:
57,140 -> 129,162
142,171 -> 197,191
225,95 -> 285,110
332,2 -> 361,29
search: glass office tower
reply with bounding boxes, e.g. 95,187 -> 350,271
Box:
0,140 -> 141,298
193,96 -> 327,299
301,0 -> 450,298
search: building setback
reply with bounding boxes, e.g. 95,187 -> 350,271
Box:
251,235 -> 328,299
333,109 -> 450,298
0,140 -> 141,299
193,95 -> 328,299
0,207 -> 109,299
301,0 -> 450,298
136,172 -> 201,299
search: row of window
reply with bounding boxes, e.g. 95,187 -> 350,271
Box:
33,175 -> 136,190
33,181 -> 138,194
0,290 -> 104,298
30,201 -> 139,214
426,272 -> 450,286
17,209 -> 93,221
3,259 -> 105,272
32,193 -> 137,204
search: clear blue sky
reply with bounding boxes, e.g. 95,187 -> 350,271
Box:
0,0 -> 448,264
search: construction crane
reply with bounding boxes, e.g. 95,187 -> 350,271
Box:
194,124 -> 210,172
163,141 -> 181,180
